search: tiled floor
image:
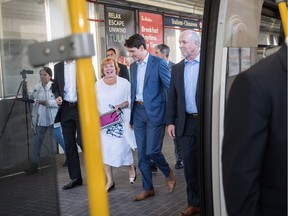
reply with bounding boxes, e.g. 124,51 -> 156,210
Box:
0,164 -> 59,216
57,135 -> 199,216
0,135 -> 200,216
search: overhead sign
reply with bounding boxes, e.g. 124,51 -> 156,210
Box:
139,11 -> 163,54
164,16 -> 201,30
105,6 -> 135,57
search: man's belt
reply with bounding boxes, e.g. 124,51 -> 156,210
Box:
135,101 -> 144,105
63,100 -> 78,106
186,113 -> 198,118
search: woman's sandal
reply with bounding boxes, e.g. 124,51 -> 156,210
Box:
106,182 -> 115,192
129,165 -> 137,184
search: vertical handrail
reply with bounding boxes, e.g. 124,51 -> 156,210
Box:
67,1 -> 109,215
276,0 -> 288,37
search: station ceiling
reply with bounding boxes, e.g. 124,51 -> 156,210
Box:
124,0 -> 277,18
96,0 -> 278,19
125,0 -> 205,16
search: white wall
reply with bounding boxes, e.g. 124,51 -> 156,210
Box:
48,0 -> 71,40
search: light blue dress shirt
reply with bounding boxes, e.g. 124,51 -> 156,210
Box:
135,53 -> 149,102
184,54 -> 200,114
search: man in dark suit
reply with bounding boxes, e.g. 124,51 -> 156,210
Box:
154,44 -> 175,72
166,30 -> 201,216
106,48 -> 129,81
124,34 -> 176,201
222,43 -> 287,216
52,59 -> 83,190
155,43 -> 183,170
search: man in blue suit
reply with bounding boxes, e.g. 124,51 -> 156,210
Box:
124,34 -> 176,201
154,43 -> 183,170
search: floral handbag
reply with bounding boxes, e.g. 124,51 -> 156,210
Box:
99,109 -> 123,129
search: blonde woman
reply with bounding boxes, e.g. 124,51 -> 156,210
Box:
95,58 -> 137,192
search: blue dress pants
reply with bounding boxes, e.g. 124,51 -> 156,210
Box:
133,103 -> 170,191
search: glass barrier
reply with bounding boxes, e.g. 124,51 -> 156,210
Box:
0,1 -> 59,215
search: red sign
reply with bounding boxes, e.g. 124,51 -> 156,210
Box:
139,12 -> 163,54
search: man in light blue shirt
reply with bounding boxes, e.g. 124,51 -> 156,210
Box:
124,34 -> 176,201
166,30 -> 201,216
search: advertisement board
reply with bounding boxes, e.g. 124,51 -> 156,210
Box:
139,12 -> 163,54
105,6 -> 135,64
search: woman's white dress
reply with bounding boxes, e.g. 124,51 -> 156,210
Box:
95,76 -> 136,167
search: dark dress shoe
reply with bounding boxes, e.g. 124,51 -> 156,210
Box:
134,189 -> 154,201
175,161 -> 183,169
62,160 -> 67,167
106,182 -> 115,192
62,178 -> 83,190
150,164 -> 158,172
24,163 -> 38,174
181,206 -> 200,216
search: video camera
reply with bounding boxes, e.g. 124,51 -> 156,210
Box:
20,70 -> 34,75
20,69 -> 34,79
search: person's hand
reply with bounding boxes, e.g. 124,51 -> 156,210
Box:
33,99 -> 39,105
38,100 -> 46,106
56,96 -> 63,105
114,105 -> 121,111
167,124 -> 176,139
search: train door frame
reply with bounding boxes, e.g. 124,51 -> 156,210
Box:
198,0 -> 220,215
198,0 -> 276,215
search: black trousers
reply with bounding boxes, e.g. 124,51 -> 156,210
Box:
177,116 -> 199,206
60,102 -> 82,180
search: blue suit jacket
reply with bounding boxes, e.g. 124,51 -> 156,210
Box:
130,54 -> 170,125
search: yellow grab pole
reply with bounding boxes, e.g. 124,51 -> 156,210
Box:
276,0 -> 288,37
67,1 -> 109,215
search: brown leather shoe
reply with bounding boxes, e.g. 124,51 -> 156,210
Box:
134,189 -> 155,201
166,169 -> 176,192
181,206 -> 200,216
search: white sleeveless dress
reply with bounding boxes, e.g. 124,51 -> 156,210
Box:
95,76 -> 136,167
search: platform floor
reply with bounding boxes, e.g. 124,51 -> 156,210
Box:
1,135 -> 200,216
57,135 -> 199,216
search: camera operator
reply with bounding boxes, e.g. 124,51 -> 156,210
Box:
24,67 -> 60,174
